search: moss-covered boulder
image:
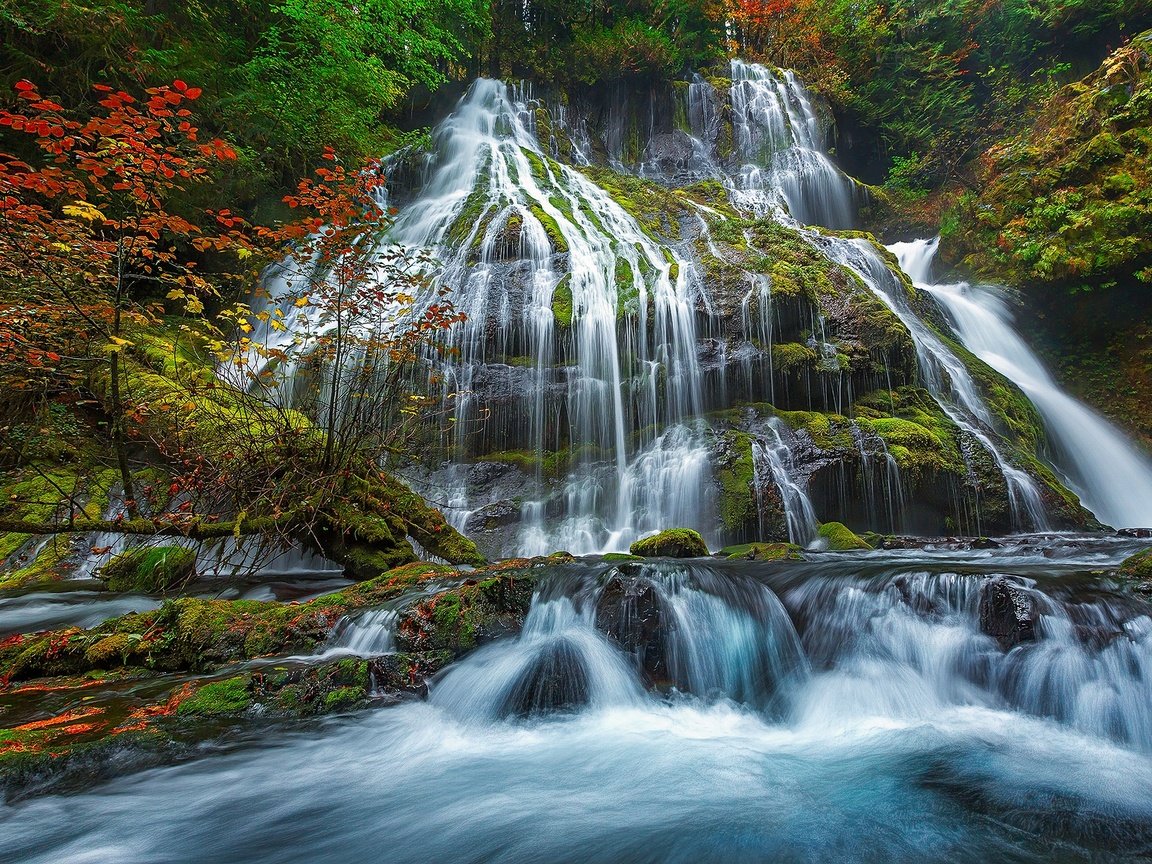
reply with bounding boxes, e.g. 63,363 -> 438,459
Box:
395,565 -> 540,657
630,529 -> 709,558
99,546 -> 196,593
1119,547 -> 1152,582
815,522 -> 873,551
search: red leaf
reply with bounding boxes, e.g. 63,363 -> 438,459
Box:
173,80 -> 188,92
14,80 -> 34,92
185,87 -> 202,100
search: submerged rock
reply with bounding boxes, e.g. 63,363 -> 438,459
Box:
978,577 -> 1038,650
630,528 -> 709,558
501,640 -> 590,717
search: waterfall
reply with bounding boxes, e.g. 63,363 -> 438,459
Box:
896,237 -> 1152,529
728,61 -> 857,227
808,235 -> 1049,531
230,62 -> 1136,553
380,79 -> 713,556
753,420 -> 819,544
324,608 -> 398,657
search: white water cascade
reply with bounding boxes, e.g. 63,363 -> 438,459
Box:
9,549 -> 1152,863
808,234 -> 1050,531
382,79 -> 713,555
895,237 -> 1152,529
727,61 -> 857,227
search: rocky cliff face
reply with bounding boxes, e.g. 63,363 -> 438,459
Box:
372,64 -> 1098,559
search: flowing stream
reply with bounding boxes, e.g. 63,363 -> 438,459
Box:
895,237 -> 1152,530
3,544 -> 1151,862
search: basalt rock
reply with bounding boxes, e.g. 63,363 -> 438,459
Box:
594,573 -> 669,688
979,577 -> 1038,650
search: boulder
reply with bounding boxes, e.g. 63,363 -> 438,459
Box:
629,528 -> 709,558
978,577 -> 1038,650
99,546 -> 196,593
815,522 -> 872,551
595,573 -> 668,687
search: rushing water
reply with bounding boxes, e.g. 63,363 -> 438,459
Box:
894,237 -> 1152,530
4,543 -> 1152,862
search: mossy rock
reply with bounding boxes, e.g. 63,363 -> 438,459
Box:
630,528 -> 709,558
99,546 -> 196,593
396,566 -> 540,656
1119,547 -> 1152,580
815,522 -> 872,551
176,676 -> 252,716
721,542 -> 802,561
601,553 -> 643,562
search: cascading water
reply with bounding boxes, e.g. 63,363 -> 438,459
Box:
727,61 -> 858,227
371,79 -> 713,556
807,234 -> 1050,531
7,547 -> 1152,863
752,421 -> 819,544
232,60 -> 1141,548
895,237 -> 1152,529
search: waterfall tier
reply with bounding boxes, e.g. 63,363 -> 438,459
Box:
241,62 -> 1142,558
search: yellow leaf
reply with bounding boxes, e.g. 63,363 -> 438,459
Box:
167,289 -> 186,300
62,201 -> 106,223
109,336 -> 133,347
236,248 -> 253,260
294,296 -> 310,308
182,402 -> 196,411
185,297 -> 205,314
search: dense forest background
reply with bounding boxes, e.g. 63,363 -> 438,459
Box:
4,0 -> 1148,207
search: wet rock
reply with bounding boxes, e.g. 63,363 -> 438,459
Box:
1117,528 -> 1152,538
502,639 -> 590,717
464,500 -> 522,534
892,576 -> 938,617
971,537 -> 1003,549
978,577 -> 1038,650
594,573 -> 668,687
368,654 -> 434,705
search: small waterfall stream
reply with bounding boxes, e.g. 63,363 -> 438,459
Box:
895,237 -> 1152,530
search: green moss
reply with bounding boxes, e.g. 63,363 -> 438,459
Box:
722,542 -> 803,561
816,522 -> 872,551
528,203 -> 569,254
943,38 -> 1152,291
1120,547 -> 1152,580
177,676 -> 252,716
772,342 -> 819,371
323,686 -> 367,712
601,553 -> 643,562
630,528 -> 709,558
714,431 -> 757,532
552,274 -> 574,326
100,546 -> 196,593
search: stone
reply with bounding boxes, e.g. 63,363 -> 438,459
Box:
978,577 -> 1038,650
629,528 -> 709,558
